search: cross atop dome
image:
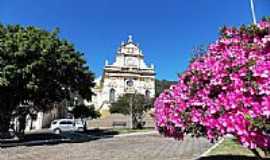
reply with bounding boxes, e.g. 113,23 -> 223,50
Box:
128,35 -> 133,43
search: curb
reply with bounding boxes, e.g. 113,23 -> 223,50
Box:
193,138 -> 225,160
114,130 -> 158,138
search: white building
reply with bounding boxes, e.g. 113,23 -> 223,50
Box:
89,36 -> 155,114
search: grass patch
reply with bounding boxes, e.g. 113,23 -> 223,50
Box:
208,138 -> 254,156
200,138 -> 270,160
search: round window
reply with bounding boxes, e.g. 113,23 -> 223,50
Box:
127,79 -> 134,87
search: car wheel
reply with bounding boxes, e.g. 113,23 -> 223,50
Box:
54,128 -> 61,134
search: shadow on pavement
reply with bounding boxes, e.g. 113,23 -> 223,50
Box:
0,128 -> 119,148
83,128 -> 119,137
198,155 -> 270,160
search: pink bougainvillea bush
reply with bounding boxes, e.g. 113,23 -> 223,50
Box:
154,18 -> 270,150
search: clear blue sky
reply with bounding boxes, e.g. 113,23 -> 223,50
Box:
1,0 -> 270,80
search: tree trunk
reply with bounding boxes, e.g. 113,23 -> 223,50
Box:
81,117 -> 87,132
0,94 -> 19,139
0,112 -> 12,138
263,149 -> 270,158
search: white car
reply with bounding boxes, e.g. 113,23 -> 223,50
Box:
50,119 -> 85,134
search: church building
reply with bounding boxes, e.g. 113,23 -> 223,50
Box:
90,36 -> 155,114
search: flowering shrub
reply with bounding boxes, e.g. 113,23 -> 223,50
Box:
154,18 -> 270,150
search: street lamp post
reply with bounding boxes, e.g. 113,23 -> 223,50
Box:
127,79 -> 135,129
61,87 -> 67,118
61,87 -> 72,118
129,94 -> 133,129
250,0 -> 257,24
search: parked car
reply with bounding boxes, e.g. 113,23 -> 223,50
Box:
49,119 -> 84,134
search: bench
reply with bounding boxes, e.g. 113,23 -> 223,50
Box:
112,121 -> 127,128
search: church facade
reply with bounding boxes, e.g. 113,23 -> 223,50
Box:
90,36 -> 155,113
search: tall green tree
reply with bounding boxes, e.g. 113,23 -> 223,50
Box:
72,104 -> 100,120
72,104 -> 100,131
0,24 -> 95,136
155,79 -> 177,97
110,94 -> 153,129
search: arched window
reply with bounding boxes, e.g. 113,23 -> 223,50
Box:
145,90 -> 150,99
109,88 -> 116,103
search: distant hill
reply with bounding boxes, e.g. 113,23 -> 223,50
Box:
155,79 -> 177,97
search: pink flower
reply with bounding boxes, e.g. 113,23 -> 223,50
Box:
155,19 -> 270,150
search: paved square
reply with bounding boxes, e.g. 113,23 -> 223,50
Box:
0,133 -> 213,160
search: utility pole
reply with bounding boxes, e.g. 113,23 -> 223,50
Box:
250,0 -> 257,24
129,91 -> 137,129
129,94 -> 133,129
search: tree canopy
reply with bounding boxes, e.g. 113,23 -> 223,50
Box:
72,104 -> 100,119
110,93 -> 153,129
155,79 -> 177,97
0,24 -> 95,135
